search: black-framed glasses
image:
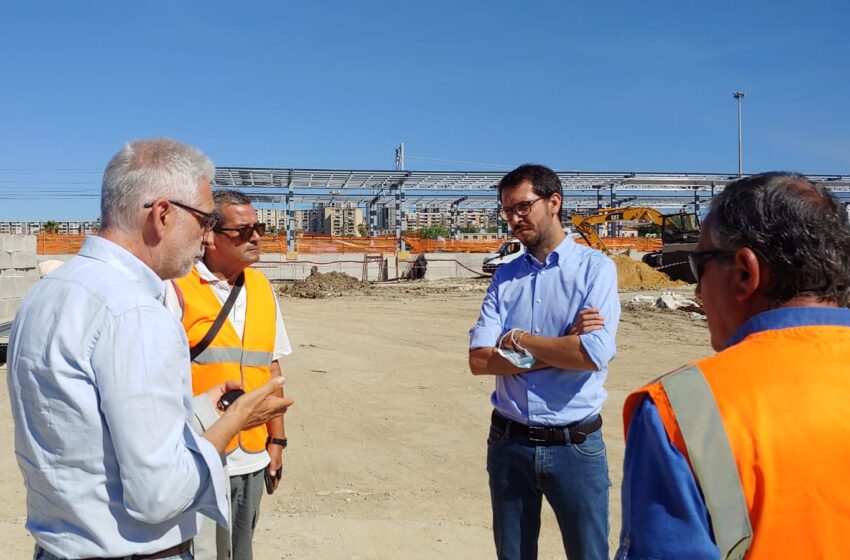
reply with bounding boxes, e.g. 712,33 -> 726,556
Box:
143,200 -> 219,231
688,249 -> 736,282
499,197 -> 545,220
214,222 -> 266,241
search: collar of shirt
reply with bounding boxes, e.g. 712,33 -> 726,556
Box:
195,259 -> 233,288
79,236 -> 164,300
725,306 -> 850,349
522,233 -> 575,269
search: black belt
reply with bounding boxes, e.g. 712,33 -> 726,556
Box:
491,410 -> 602,445
40,540 -> 192,560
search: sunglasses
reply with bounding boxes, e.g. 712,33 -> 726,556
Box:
213,222 -> 266,241
499,197 -> 544,220
688,249 -> 736,282
143,200 -> 219,231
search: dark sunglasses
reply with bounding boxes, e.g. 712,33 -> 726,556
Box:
499,197 -> 545,220
688,249 -> 736,282
214,222 -> 266,241
143,200 -> 219,231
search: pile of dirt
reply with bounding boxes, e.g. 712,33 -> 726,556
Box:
279,269 -> 370,299
610,254 -> 688,290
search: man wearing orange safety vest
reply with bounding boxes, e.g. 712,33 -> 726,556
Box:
617,172 -> 850,559
170,189 -> 292,560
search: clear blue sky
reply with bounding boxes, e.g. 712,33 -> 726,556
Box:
1,0 -> 848,220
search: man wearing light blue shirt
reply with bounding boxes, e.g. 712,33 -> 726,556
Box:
7,139 -> 291,560
469,164 -> 620,560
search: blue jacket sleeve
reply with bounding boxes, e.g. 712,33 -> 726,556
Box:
616,398 -> 718,560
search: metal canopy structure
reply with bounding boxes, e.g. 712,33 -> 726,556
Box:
211,166 -> 850,252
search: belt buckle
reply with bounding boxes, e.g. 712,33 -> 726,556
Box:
528,426 -> 548,444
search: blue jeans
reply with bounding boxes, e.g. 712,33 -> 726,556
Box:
34,544 -> 192,559
487,419 -> 610,560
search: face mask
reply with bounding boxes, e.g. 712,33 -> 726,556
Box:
496,347 -> 536,369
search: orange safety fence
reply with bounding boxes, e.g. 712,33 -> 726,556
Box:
575,237 -> 663,252
37,234 -> 87,254
37,233 -> 664,256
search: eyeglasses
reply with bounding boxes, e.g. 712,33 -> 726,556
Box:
499,197 -> 545,220
143,200 -> 219,231
214,222 -> 266,241
688,249 -> 736,282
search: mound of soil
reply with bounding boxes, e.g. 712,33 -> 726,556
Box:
279,269 -> 370,299
610,254 -> 688,290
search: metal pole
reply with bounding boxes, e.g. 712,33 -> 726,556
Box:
733,91 -> 746,177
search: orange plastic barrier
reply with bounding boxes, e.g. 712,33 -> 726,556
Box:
36,233 -> 662,256
37,234 -> 87,254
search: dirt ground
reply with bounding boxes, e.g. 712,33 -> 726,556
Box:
0,280 -> 712,559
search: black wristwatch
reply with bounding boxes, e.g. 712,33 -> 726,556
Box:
267,436 -> 288,449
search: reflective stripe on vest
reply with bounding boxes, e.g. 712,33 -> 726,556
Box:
192,347 -> 273,367
661,365 -> 753,560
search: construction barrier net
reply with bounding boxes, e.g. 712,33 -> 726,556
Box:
36,233 -> 663,255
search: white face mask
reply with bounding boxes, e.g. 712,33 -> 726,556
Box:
496,346 -> 536,369
496,329 -> 536,369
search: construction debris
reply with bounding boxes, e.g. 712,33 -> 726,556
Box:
626,290 -> 707,319
610,254 -> 688,289
278,269 -> 370,299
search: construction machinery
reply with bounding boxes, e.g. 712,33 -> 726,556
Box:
570,207 -> 701,283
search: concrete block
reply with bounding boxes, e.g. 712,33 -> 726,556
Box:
0,235 -> 25,252
25,235 -> 36,253
0,251 -> 11,270
0,298 -> 22,324
0,274 -> 37,299
10,251 -> 37,269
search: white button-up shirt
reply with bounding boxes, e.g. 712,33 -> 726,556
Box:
7,236 -> 229,558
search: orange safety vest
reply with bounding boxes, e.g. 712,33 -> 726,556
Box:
175,266 -> 277,454
624,324 -> 850,559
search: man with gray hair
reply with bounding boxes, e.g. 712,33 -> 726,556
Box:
7,138 -> 292,559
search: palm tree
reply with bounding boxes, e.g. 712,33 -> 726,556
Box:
42,220 -> 60,234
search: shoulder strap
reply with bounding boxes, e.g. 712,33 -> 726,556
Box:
661,365 -> 753,560
189,272 -> 245,362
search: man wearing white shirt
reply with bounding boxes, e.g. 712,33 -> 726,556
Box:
170,189 -> 292,560
7,139 -> 292,560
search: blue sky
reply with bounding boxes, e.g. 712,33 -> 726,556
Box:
1,0 -> 848,220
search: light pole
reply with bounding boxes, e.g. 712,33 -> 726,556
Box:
733,91 -> 746,177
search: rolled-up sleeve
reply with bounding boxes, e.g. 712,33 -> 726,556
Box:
91,304 -> 228,527
469,275 -> 503,349
578,258 -> 620,369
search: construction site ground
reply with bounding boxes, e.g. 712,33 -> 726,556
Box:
0,275 -> 711,559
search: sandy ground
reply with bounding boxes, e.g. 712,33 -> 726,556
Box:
0,280 -> 712,559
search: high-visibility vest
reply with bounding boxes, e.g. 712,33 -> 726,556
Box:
175,266 -> 277,454
624,324 -> 850,559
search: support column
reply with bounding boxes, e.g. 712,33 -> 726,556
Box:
285,177 -> 296,258
394,181 -> 408,256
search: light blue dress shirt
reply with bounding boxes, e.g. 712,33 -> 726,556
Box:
7,236 -> 229,558
469,235 -> 620,425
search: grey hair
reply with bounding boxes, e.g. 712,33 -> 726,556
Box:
213,188 -> 252,209
707,171 -> 850,305
100,138 -> 216,231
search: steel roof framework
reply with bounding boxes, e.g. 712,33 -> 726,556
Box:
212,167 -> 850,252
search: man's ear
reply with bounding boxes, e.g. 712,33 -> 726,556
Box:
143,199 -> 172,243
548,192 -> 562,217
733,247 -> 761,302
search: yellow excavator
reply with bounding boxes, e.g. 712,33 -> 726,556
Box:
570,207 -> 701,283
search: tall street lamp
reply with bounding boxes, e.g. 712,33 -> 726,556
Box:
733,91 -> 746,177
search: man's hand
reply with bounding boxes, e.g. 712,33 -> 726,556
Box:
231,380 -> 294,431
568,307 -> 605,336
204,380 -> 244,414
266,444 -> 284,493
201,378 -> 294,454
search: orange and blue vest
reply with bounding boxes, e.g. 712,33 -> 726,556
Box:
618,306 -> 850,560
174,265 -> 277,454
